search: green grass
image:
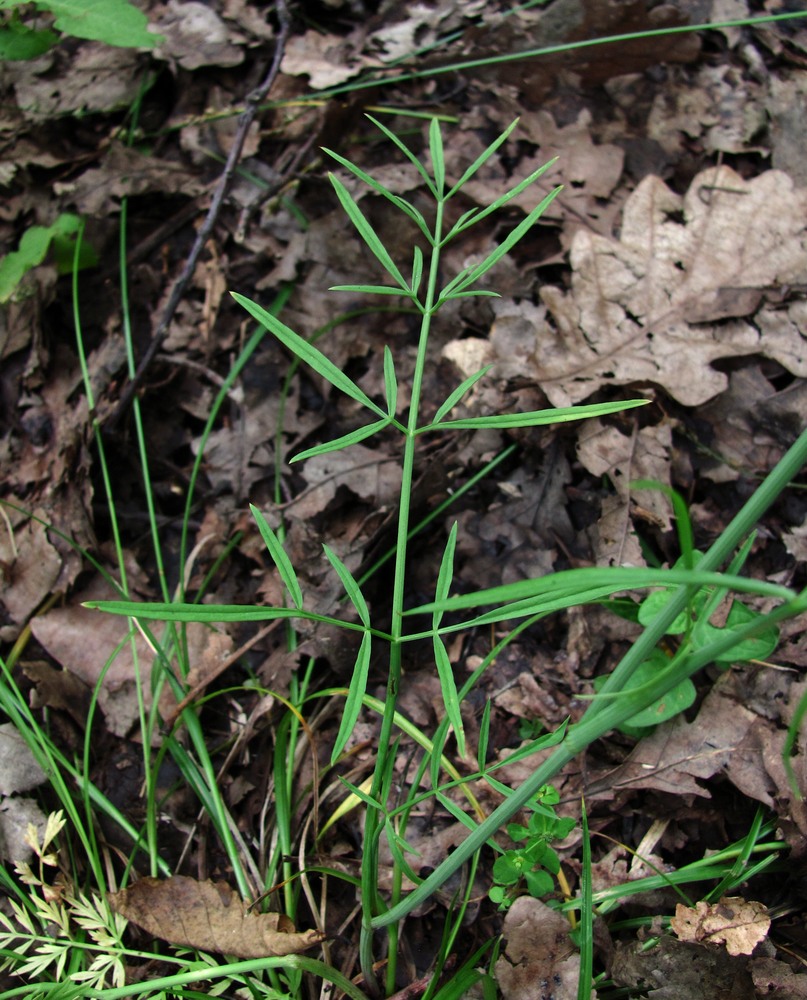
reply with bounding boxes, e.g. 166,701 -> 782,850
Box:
2,8 -> 807,998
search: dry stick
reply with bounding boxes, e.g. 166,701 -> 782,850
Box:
106,0 -> 293,431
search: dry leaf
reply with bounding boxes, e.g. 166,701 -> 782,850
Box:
495,897 -> 589,1000
109,876 -> 323,958
508,165 -> 807,408
670,896 -> 770,956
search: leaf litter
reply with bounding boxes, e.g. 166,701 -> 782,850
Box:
1,0 -> 807,994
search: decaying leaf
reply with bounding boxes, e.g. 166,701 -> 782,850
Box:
109,876 -> 323,958
670,896 -> 770,956
483,165 -> 807,408
495,897 -> 590,1000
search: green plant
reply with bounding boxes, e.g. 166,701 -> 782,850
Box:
0,213 -> 97,303
0,0 -> 162,59
82,115 -> 807,998
488,785 -> 575,911
594,484 -> 781,735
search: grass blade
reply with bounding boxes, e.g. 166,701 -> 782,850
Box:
231,292 -> 385,417
248,504 -> 303,609
577,799 -> 593,1000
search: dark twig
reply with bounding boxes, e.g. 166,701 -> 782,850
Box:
106,0 -> 293,431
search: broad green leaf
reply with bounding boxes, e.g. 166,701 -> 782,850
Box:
383,346 -> 397,417
431,365 -> 494,425
332,631 -> 372,764
329,174 -> 409,289
248,504 -> 303,610
419,397 -> 649,433
0,213 -> 81,303
445,118 -> 521,199
429,117 -> 445,195
700,600 -> 780,663
596,649 -> 696,729
27,0 -> 163,47
231,292 -> 385,417
323,544 -> 370,626
365,115 -> 437,196
0,22 -> 57,59
439,186 -> 562,299
291,418 -> 392,463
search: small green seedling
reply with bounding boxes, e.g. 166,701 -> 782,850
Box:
0,214 -> 97,303
489,785 -> 575,911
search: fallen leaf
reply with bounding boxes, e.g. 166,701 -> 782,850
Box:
519,166 -> 807,407
109,876 -> 323,958
670,896 -> 770,956
495,897 -> 589,1000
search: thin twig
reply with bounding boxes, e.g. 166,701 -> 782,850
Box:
107,0 -> 293,430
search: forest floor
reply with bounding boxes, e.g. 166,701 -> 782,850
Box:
2,1 -> 807,997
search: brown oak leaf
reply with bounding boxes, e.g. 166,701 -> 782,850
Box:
109,876 -> 323,958
670,896 -> 770,957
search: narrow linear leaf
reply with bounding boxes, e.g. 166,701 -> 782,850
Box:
434,522 -> 459,621
329,175 -> 409,289
478,700 -> 492,774
292,419 -> 394,464
445,118 -> 521,199
323,147 -> 433,240
411,245 -> 424,297
383,346 -> 397,417
432,365 -> 494,425
433,635 -> 466,758
420,397 -> 649,433
332,631 -> 372,764
410,567 -> 795,617
440,186 -> 562,299
445,157 -> 559,241
329,284 -> 413,297
249,504 -> 303,610
365,115 -> 437,196
429,117 -> 445,195
232,292 -> 384,417
441,290 -> 502,301
83,600 -> 356,627
323,544 -> 370,626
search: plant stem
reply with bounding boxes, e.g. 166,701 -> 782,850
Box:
360,199 -> 445,992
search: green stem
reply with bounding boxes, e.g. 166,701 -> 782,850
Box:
360,200 -> 445,991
